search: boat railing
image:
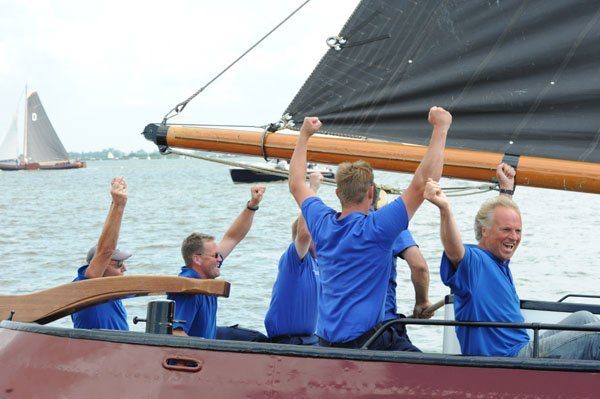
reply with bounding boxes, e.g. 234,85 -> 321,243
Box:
363,318 -> 600,358
558,294 -> 600,302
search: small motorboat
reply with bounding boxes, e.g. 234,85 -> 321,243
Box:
229,159 -> 335,183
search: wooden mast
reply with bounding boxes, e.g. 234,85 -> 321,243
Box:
22,84 -> 28,164
144,124 -> 600,194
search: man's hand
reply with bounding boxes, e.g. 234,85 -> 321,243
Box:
413,301 -> 434,319
110,176 -> 127,207
309,172 -> 323,193
496,162 -> 516,191
300,117 -> 322,138
424,178 -> 448,210
248,185 -> 266,208
427,106 -> 452,129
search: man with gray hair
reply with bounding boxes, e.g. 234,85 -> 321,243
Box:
425,165 -> 600,359
71,176 -> 132,330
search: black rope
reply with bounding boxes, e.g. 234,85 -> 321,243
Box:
161,0 -> 313,124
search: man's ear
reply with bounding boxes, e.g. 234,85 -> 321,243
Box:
367,185 -> 374,202
335,188 -> 340,199
481,226 -> 488,239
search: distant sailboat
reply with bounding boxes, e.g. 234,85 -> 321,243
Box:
0,90 -> 85,171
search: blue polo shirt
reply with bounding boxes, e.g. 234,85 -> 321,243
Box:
440,245 -> 530,356
264,242 -> 319,337
71,265 -> 129,331
302,196 -> 409,343
168,266 -> 218,339
384,230 -> 418,321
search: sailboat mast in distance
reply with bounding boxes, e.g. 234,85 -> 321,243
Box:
22,84 -> 28,163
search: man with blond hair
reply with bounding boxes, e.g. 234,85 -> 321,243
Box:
426,166 -> 600,359
288,107 -> 452,349
264,172 -> 323,345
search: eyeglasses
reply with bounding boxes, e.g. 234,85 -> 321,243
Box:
195,252 -> 223,268
111,259 -> 124,268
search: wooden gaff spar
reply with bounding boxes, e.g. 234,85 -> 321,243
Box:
142,123 -> 600,194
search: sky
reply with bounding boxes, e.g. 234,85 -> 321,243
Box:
0,0 -> 359,152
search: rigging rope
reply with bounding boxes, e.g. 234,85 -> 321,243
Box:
165,148 -> 497,197
161,0 -> 312,124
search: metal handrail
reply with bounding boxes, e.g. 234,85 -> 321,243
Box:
361,318 -> 600,358
558,294 -> 600,302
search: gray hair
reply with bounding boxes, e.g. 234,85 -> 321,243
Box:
474,196 -> 521,241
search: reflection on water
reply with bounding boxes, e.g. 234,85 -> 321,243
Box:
1,158 -> 598,352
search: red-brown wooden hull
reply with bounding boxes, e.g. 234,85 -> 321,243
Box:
0,162 -> 40,171
38,161 -> 86,170
1,323 -> 598,398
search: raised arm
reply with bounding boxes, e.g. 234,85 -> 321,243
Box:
402,246 -> 433,319
289,117 -> 322,207
218,185 -> 266,259
401,107 -> 451,219
85,177 -> 128,279
424,178 -> 465,269
294,172 -> 323,259
496,162 -> 515,198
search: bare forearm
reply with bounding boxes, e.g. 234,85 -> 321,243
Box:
439,206 -> 464,266
413,125 -> 448,190
404,247 -> 430,304
411,267 -> 429,304
222,208 -> 255,247
86,203 -> 125,278
289,134 -> 310,201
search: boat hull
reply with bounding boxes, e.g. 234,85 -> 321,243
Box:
37,160 -> 87,170
229,167 -> 335,183
230,167 -> 288,183
0,162 -> 40,171
1,321 -> 598,398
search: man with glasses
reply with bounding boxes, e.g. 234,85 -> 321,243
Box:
169,185 -> 266,339
71,176 -> 132,330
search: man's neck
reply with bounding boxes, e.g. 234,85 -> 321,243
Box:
339,200 -> 371,219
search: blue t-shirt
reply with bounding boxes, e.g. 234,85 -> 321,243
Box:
167,266 -> 218,339
264,242 -> 319,337
302,196 -> 409,343
440,245 -> 530,356
71,265 -> 129,331
384,230 -> 417,321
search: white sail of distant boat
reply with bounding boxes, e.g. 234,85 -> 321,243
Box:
0,108 -> 19,162
0,90 -> 85,171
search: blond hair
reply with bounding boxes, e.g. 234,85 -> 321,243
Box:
336,160 -> 374,205
181,232 -> 215,267
474,196 -> 521,241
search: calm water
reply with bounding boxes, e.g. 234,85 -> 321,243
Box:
1,158 -> 599,352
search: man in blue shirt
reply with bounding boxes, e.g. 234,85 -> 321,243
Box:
169,185 -> 267,339
71,176 -> 132,330
370,187 -> 434,351
264,172 -> 322,345
288,107 -> 452,349
426,164 -> 600,359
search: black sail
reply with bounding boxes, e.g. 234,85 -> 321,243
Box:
26,92 -> 70,162
285,0 -> 600,163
